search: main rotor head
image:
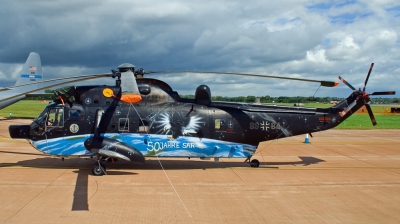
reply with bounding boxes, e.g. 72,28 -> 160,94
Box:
118,63 -> 135,73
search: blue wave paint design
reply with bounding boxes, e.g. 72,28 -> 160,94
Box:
29,134 -> 257,158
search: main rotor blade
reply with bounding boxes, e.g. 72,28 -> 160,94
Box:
148,71 -> 339,87
338,76 -> 356,90
370,91 -> 396,95
0,73 -> 112,104
0,73 -> 112,91
365,104 -> 377,126
363,63 -> 374,92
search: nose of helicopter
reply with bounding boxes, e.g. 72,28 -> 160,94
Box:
9,125 -> 31,139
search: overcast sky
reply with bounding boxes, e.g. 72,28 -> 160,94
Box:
0,0 -> 399,98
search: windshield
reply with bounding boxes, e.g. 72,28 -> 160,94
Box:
46,107 -> 64,127
30,103 -> 64,136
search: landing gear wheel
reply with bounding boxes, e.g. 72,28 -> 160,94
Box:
101,163 -> 106,172
250,159 -> 260,168
92,163 -> 106,176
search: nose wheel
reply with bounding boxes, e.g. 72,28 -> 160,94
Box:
250,159 -> 260,167
92,161 -> 107,176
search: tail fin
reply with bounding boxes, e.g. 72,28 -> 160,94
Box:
15,52 -> 42,88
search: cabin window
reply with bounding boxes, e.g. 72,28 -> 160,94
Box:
139,119 -> 150,133
69,109 -> 83,120
215,119 -> 226,131
119,118 -> 129,132
47,108 -> 64,127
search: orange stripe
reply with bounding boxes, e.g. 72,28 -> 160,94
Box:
58,96 -> 65,106
120,94 -> 142,103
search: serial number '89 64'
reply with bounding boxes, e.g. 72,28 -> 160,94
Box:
249,121 -> 281,131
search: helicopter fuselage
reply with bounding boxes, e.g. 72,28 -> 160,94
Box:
9,78 -> 361,161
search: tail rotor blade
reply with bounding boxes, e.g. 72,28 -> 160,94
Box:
363,63 -> 374,92
365,104 -> 377,126
370,91 -> 396,96
338,76 -> 356,91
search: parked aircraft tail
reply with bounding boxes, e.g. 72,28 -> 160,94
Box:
0,52 -> 46,110
15,52 -> 43,88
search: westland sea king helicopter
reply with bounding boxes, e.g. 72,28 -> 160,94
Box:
9,62 -> 395,175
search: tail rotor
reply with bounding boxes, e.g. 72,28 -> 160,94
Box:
363,63 -> 374,92
338,63 -> 395,126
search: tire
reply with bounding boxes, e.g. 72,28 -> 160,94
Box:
92,164 -> 104,176
250,159 -> 260,168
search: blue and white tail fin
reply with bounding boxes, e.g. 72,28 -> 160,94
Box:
15,52 -> 43,87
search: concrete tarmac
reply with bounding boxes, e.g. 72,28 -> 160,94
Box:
1,118 -> 400,223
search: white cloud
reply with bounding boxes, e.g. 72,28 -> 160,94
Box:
325,35 -> 361,61
240,16 -> 302,32
0,0 -> 398,97
306,49 -> 328,63
0,63 -> 23,82
363,29 -> 398,50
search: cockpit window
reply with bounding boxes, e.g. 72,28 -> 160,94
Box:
34,107 -> 48,123
47,108 -> 64,127
119,118 -> 129,132
30,104 -> 64,136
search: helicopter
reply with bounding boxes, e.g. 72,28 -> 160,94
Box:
8,63 -> 395,175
